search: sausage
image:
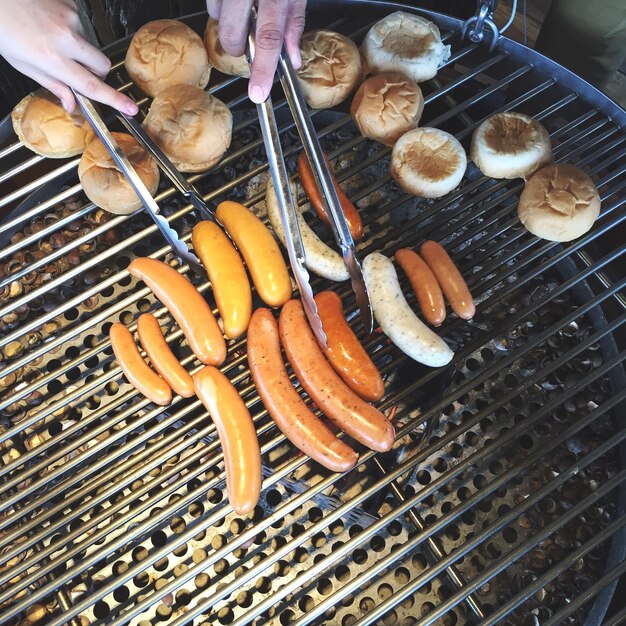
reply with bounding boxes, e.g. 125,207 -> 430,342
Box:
215,201 -> 292,308
363,252 -> 454,367
109,322 -> 172,406
314,291 -> 385,402
279,299 -> 394,452
128,258 -> 226,366
420,240 -> 475,320
297,151 -> 364,241
247,308 -> 358,472
136,314 -> 194,398
192,220 -> 252,339
194,366 -> 261,515
266,179 -> 349,282
395,248 -> 446,326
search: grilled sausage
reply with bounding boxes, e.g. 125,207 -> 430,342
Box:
395,248 -> 446,326
420,240 -> 475,320
215,201 -> 292,308
363,252 -> 454,367
314,291 -> 385,402
128,258 -> 226,366
109,322 -> 172,406
266,179 -> 349,282
247,308 -> 358,472
194,366 -> 261,515
279,299 -> 394,452
136,314 -> 194,398
192,220 -> 252,339
297,151 -> 364,241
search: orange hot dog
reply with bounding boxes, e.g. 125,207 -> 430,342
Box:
395,248 -> 446,326
136,314 -> 194,398
192,220 -> 252,339
194,366 -> 261,515
279,299 -> 395,453
109,323 -> 172,406
297,151 -> 364,241
314,291 -> 385,402
215,201 -> 292,308
247,308 -> 358,472
420,241 -> 476,320
129,258 -> 226,366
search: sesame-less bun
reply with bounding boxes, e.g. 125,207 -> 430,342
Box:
351,72 -> 424,146
518,164 -> 600,242
78,132 -> 160,214
204,17 -> 249,77
297,30 -> 362,109
471,112 -> 552,179
142,85 -> 232,173
12,90 -> 91,158
391,127 -> 467,198
361,12 -> 450,83
125,19 -> 210,97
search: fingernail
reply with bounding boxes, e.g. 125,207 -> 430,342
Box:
62,100 -> 72,113
250,84 -> 265,103
125,101 -> 139,116
292,49 -> 302,69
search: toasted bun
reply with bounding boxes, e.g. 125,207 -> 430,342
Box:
78,132 -> 160,214
125,19 -> 210,97
471,112 -> 552,179
391,127 -> 467,198
12,90 -> 90,158
142,84 -> 232,173
518,164 -> 600,242
361,12 -> 450,83
297,30 -> 362,109
204,17 -> 249,77
351,72 -> 424,146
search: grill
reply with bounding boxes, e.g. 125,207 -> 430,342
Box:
0,2 -> 625,625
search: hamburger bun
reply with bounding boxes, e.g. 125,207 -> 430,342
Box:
361,12 -> 450,83
204,17 -> 249,77
391,127 -> 467,198
12,90 -> 91,158
125,19 -> 210,97
78,132 -> 160,214
518,163 -> 600,242
297,30 -> 362,109
142,84 -> 232,173
471,112 -> 552,179
351,72 -> 424,146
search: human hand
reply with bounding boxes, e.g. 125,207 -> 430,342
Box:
207,0 -> 307,103
0,0 -> 138,115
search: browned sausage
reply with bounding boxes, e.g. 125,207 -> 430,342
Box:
297,151 -> 364,241
136,314 -> 194,398
420,241 -> 475,320
247,308 -> 358,472
194,366 -> 261,515
395,248 -> 446,326
279,299 -> 395,453
314,291 -> 385,402
109,323 -> 172,406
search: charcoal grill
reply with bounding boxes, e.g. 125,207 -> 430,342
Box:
0,2 -> 625,625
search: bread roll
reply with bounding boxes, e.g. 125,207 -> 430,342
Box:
471,112 -> 552,179
297,30 -> 362,109
518,164 -> 600,242
125,19 -> 210,97
361,12 -> 450,83
12,90 -> 91,158
78,132 -> 160,214
142,84 -> 232,173
204,17 -> 249,77
391,127 -> 467,198
351,72 -> 424,146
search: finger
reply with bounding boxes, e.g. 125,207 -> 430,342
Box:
249,0 -> 290,103
69,36 -> 112,78
206,0 -> 223,19
284,0 -> 307,69
15,63 -> 76,113
217,0 -> 253,57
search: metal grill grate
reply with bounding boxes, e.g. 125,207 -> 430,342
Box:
0,3 -> 625,626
